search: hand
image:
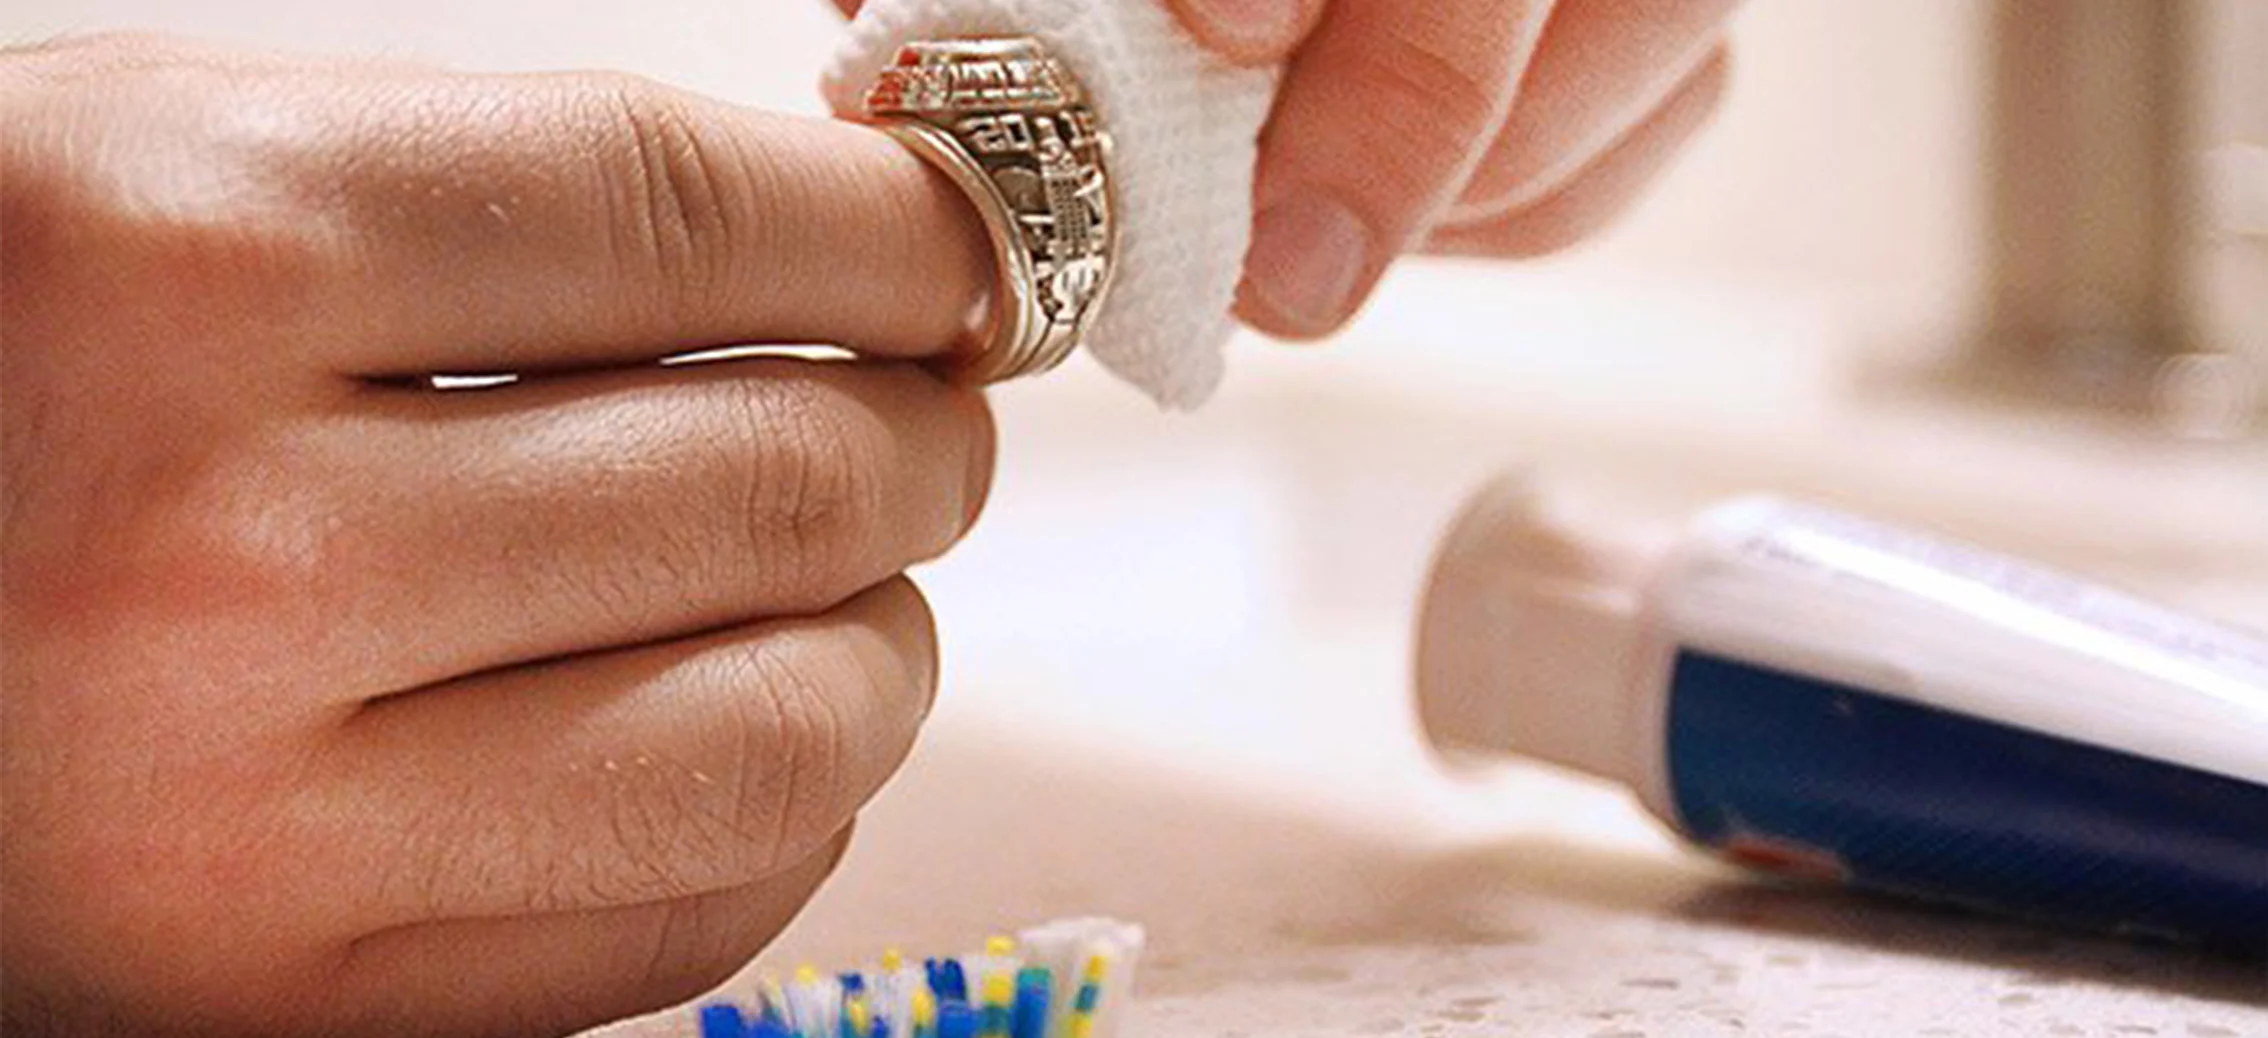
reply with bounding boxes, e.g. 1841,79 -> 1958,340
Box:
837,0 -> 1738,337
1180,0 -> 1741,336
2,33 -> 994,1037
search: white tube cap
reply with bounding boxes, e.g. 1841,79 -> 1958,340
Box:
1415,476 -> 1668,785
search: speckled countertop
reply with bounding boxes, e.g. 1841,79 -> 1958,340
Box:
599,274 -> 2268,1037
599,629 -> 2268,1038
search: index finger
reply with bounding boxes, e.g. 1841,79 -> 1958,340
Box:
145,65 -> 995,376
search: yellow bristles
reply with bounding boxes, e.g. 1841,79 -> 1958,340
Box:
912,988 -> 937,1028
984,935 -> 1015,957
880,947 -> 905,973
1068,954 -> 1110,1038
981,970 -> 1014,1007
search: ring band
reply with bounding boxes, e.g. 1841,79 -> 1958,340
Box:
863,38 -> 1116,384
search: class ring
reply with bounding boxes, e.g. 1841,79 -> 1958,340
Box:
862,37 -> 1117,385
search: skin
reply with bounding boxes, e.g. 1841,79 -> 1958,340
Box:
840,0 -> 1743,335
2,32 -> 995,1038
3,2 -> 1736,1033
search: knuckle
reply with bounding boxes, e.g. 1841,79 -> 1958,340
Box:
585,72 -> 746,309
1390,50 -> 1505,141
728,378 -> 891,604
1342,24 -> 1514,162
1,69 -> 334,346
110,204 -> 332,330
37,448 -> 336,652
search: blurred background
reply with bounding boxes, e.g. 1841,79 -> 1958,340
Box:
8,2 -> 2265,1033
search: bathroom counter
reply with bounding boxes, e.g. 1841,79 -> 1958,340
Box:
600,263 -> 2268,1037
603,632 -> 2268,1038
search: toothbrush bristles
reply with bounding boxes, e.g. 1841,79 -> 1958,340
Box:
696,920 -> 1142,1038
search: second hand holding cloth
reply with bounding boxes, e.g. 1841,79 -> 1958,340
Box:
831,0 -> 1281,409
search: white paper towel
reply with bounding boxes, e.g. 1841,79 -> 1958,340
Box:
825,0 -> 1280,409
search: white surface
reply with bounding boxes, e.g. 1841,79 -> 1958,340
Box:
1414,476 -> 1670,802
825,0 -> 1278,408
599,268 -> 2268,1036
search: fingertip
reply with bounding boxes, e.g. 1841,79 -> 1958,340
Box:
1165,0 -> 1318,66
1237,190 -> 1382,339
842,576 -> 941,719
956,388 -> 997,532
1234,283 -> 1353,342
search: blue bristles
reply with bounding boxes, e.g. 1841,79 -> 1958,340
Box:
693,920 -> 1140,1038
1009,968 -> 1052,1038
936,1000 -> 980,1038
700,1003 -> 750,1038
933,959 -> 968,1003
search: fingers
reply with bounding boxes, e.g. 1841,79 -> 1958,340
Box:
308,359 -> 989,691
314,579 -> 930,927
340,71 -> 995,374
1451,0 -> 1741,219
1236,0 -> 1555,338
61,55 -> 995,377
1426,49 -> 1729,258
1160,0 -> 1329,66
336,830 -> 848,1038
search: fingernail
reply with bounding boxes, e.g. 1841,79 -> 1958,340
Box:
1181,0 -> 1303,53
1244,194 -> 1374,336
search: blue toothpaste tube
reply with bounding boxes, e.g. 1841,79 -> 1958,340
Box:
1416,479 -> 2268,951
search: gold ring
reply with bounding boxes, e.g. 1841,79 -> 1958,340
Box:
863,37 -> 1116,384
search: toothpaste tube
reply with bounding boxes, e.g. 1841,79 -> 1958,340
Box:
1416,478 -> 2268,951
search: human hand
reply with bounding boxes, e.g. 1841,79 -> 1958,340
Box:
835,0 -> 1740,337
2,33 -> 995,1037
1197,0 -> 1741,336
